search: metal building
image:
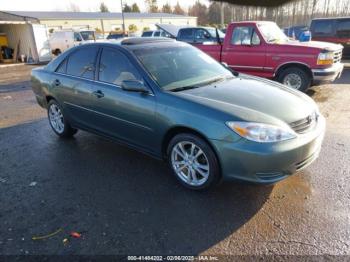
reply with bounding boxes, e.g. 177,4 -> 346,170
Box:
0,11 -> 51,64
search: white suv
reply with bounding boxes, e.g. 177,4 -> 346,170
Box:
141,30 -> 170,38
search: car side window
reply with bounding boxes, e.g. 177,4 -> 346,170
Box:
142,31 -> 153,37
56,59 -> 67,73
161,31 -> 169,37
66,47 -> 98,79
312,20 -> 334,36
231,26 -> 260,45
154,31 -> 160,37
178,29 -> 193,42
98,48 -> 142,86
251,30 -> 260,45
74,32 -> 82,42
194,29 -> 211,42
336,19 -> 350,38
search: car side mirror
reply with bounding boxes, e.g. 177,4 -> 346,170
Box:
121,80 -> 150,94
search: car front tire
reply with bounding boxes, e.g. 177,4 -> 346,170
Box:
167,133 -> 220,190
47,100 -> 77,138
278,67 -> 311,92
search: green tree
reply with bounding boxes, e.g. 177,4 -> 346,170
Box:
162,3 -> 172,13
99,2 -> 109,12
143,26 -> 150,31
128,24 -> 138,32
173,2 -> 185,15
123,4 -> 132,12
131,3 -> 140,12
145,0 -> 158,13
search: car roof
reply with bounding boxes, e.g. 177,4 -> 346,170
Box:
68,38 -> 179,50
121,37 -> 174,45
312,17 -> 350,21
45,39 -> 188,72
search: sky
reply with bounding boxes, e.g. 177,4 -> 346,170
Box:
0,0 -> 209,13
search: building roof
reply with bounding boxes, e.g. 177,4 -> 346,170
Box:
4,11 -> 195,20
0,11 -> 39,23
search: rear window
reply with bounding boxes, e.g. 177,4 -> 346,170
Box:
311,20 -> 334,36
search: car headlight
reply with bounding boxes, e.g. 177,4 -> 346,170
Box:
226,121 -> 297,143
317,52 -> 334,65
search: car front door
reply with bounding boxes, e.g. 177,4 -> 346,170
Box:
90,47 -> 157,151
177,28 -> 194,43
221,26 -> 267,77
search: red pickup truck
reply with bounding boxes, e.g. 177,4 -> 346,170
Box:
178,21 -> 344,91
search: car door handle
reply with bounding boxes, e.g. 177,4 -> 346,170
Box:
92,90 -> 104,98
53,79 -> 61,86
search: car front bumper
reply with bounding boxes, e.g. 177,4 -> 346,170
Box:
210,114 -> 326,184
312,63 -> 344,84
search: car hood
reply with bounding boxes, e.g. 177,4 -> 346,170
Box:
281,40 -> 343,51
175,75 -> 317,126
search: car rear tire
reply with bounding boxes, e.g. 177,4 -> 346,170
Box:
53,49 -> 61,56
47,100 -> 77,138
278,67 -> 311,92
167,133 -> 220,190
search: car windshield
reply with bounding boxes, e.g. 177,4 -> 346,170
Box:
80,31 -> 95,40
259,23 -> 288,43
133,45 -> 232,91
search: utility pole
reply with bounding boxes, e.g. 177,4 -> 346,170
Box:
121,0 -> 126,35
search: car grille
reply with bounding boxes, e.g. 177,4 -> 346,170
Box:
333,50 -> 342,63
289,112 -> 318,134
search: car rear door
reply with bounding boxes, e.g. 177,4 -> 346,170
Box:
221,25 -> 267,77
53,46 -> 100,129
90,47 -> 157,151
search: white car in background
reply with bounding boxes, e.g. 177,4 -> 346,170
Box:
141,30 -> 171,38
49,30 -> 101,56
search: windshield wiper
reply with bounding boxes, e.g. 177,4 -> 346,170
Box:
170,85 -> 200,92
169,76 -> 229,92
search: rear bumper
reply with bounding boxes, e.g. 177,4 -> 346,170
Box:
210,115 -> 326,184
312,63 -> 344,84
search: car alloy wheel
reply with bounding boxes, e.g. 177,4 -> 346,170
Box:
171,141 -> 210,186
283,73 -> 302,90
48,103 -> 65,134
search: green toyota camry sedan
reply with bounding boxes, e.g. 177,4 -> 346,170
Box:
31,38 -> 325,190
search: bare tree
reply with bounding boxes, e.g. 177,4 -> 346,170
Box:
67,2 -> 80,12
